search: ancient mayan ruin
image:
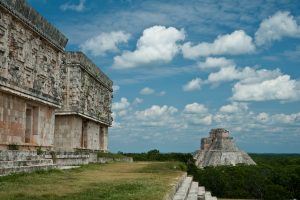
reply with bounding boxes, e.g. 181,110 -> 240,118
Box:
194,128 -> 256,168
0,0 -> 115,175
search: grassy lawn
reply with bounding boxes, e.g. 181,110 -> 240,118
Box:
0,162 -> 185,200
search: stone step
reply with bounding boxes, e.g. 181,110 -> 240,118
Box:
204,191 -> 212,200
0,164 -> 57,176
186,181 -> 198,200
0,159 -> 53,168
173,176 -> 193,200
198,186 -> 205,199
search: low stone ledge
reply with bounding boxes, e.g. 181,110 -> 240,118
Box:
164,172 -> 187,200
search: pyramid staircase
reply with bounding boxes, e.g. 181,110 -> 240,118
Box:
172,174 -> 217,200
0,151 -> 56,176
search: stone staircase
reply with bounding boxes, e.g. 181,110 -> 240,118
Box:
172,175 -> 217,200
0,151 -> 56,176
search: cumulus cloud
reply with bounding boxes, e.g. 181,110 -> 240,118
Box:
272,112 -> 300,124
112,97 -> 130,110
255,11 -> 300,46
80,31 -> 130,56
219,102 -> 248,113
140,87 -> 155,95
202,59 -> 300,102
113,26 -> 185,69
184,103 -> 208,113
232,75 -> 300,101
136,105 -> 178,120
256,112 -> 300,124
60,0 -> 86,12
198,57 -> 234,69
187,115 -> 213,125
207,66 -> 281,83
182,30 -> 255,59
183,78 -> 202,92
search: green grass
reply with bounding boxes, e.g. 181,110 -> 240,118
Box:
0,162 -> 185,200
97,152 -> 127,159
138,161 -> 187,173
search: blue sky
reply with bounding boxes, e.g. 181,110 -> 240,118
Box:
28,0 -> 300,153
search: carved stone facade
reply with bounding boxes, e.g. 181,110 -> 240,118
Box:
54,52 -> 112,151
0,0 -> 112,151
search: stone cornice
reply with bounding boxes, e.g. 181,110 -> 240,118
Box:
65,52 -> 113,91
0,0 -> 68,51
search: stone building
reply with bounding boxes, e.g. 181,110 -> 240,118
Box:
0,0 -> 68,150
194,128 -> 256,167
54,52 -> 113,151
0,0 -> 113,152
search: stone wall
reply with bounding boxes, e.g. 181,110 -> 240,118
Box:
54,115 -> 109,151
0,91 -> 54,149
86,120 -> 101,150
0,5 -> 65,107
0,0 -> 113,152
54,115 -> 82,151
56,52 -> 113,126
0,0 -> 68,50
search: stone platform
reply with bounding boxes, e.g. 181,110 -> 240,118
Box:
0,150 -> 133,176
0,150 -> 56,176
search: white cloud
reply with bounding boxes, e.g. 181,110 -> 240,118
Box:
272,113 -> 300,124
198,57 -> 234,69
207,66 -> 240,82
136,105 -> 178,119
60,0 -> 86,12
182,30 -> 255,59
80,31 -> 130,56
133,97 -> 143,104
219,102 -> 248,113
112,85 -> 120,94
113,26 -> 185,69
183,78 -> 202,92
256,112 -> 270,123
204,63 -> 300,102
187,115 -> 213,125
255,11 -> 300,46
232,75 -> 300,101
112,97 -> 130,110
184,103 -> 208,113
207,66 -> 281,83
140,87 -> 155,95
158,91 -> 166,96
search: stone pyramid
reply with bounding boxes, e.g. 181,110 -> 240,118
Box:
194,128 -> 256,168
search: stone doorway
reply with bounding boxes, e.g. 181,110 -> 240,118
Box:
99,126 -> 104,150
25,107 -> 33,143
25,105 -> 38,143
81,121 -> 88,148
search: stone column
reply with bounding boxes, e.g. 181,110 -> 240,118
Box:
103,126 -> 108,151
